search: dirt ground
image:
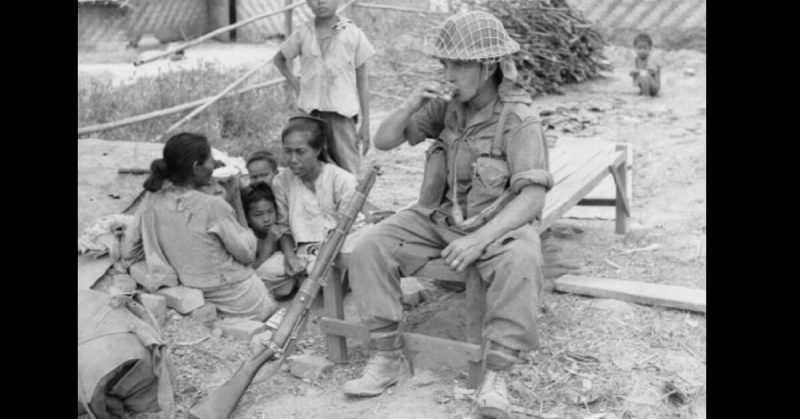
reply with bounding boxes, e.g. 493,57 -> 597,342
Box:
78,42 -> 705,419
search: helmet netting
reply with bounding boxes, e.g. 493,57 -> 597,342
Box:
422,11 -> 520,64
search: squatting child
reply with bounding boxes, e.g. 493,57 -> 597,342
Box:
629,33 -> 661,97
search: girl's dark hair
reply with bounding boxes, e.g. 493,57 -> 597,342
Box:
246,150 -> 278,171
633,33 -> 653,47
143,132 -> 212,192
280,115 -> 332,162
241,181 -> 277,213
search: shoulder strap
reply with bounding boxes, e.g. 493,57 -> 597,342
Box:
491,103 -> 512,157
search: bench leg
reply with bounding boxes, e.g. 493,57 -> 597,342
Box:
615,144 -> 629,235
466,268 -> 486,389
324,267 -> 348,363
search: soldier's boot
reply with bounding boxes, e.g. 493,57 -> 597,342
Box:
343,330 -> 411,397
474,342 -> 523,419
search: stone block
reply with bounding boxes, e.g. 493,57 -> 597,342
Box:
130,261 -> 178,293
218,319 -> 268,341
287,354 -> 335,381
401,277 -> 427,306
191,304 -> 218,324
156,286 -> 204,314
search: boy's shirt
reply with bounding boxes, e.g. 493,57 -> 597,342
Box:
280,17 -> 376,118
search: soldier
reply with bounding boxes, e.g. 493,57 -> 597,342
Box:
343,11 -> 554,419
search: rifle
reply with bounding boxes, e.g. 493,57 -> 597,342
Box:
188,166 -> 380,419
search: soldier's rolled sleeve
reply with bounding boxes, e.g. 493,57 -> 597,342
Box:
505,115 -> 554,193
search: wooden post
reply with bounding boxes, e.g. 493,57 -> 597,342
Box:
284,0 -> 293,38
208,0 -> 232,42
465,268 -> 486,389
614,144 -> 629,234
324,267 -> 349,363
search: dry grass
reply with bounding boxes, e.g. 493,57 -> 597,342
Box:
77,62 -> 292,159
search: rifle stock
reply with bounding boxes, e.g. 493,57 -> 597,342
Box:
188,166 -> 380,419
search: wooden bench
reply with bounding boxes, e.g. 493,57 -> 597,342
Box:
319,141 -> 630,388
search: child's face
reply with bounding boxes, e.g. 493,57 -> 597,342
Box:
307,0 -> 338,19
634,41 -> 651,60
247,200 -> 277,235
247,160 -> 276,186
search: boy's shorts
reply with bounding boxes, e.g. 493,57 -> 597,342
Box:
307,110 -> 361,175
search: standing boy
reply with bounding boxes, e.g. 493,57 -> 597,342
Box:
629,33 -> 661,97
273,0 -> 376,174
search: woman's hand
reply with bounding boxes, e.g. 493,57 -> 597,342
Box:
284,253 -> 307,277
441,233 -> 491,273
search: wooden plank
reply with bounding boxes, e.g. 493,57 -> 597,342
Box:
577,198 -> 617,206
541,150 -> 625,231
547,151 -> 621,212
554,275 -> 706,313
316,319 -> 482,370
415,259 -> 469,283
403,332 -> 482,371
550,143 -> 608,185
465,269 -> 486,389
323,268 -> 348,363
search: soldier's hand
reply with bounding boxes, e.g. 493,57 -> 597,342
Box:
441,234 -> 490,273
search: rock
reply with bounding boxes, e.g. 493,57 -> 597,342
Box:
191,304 -> 217,324
130,261 -> 178,293
683,68 -> 696,76
112,274 -> 137,293
401,277 -> 427,306
218,319 -> 268,341
286,354 -> 334,381
157,286 -> 205,314
137,293 -> 167,327
211,328 -> 223,338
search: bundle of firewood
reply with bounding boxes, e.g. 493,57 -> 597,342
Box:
484,0 -> 612,95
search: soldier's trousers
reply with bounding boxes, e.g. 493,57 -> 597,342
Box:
348,206 -> 544,352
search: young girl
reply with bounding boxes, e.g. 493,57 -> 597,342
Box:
241,182 -> 280,273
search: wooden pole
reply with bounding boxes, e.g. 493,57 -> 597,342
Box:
163,60 -> 272,135
285,0 -> 294,38
354,2 -> 433,14
78,78 -> 284,137
133,1 -> 306,66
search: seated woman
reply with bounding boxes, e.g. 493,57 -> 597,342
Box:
121,132 -> 278,321
255,116 -> 358,298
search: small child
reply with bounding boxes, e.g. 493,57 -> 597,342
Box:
629,33 -> 661,97
272,0 -> 376,174
246,150 -> 278,187
240,182 -> 281,279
